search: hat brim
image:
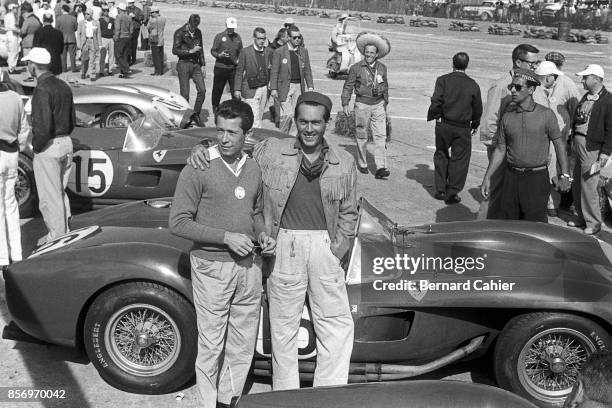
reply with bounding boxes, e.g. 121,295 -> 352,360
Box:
356,32 -> 391,59
576,69 -> 604,78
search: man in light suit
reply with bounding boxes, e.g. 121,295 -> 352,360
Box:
78,8 -> 102,80
233,27 -> 273,128
269,25 -> 313,135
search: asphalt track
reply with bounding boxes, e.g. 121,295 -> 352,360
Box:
2,3 -> 612,407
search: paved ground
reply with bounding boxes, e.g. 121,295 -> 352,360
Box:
2,4 -> 612,407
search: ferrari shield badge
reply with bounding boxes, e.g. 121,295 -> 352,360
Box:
153,150 -> 167,162
408,280 -> 428,302
234,186 -> 245,199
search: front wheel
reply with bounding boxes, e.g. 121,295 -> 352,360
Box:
17,153 -> 36,218
101,104 -> 140,128
84,282 -> 197,394
494,312 -> 612,408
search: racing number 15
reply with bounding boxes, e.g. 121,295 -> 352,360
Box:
73,156 -> 106,194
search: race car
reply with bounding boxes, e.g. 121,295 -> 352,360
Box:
5,198 -> 612,407
16,115 -> 289,217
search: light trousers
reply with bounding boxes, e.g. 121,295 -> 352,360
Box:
99,37 -> 114,74
244,86 -> 268,129
279,82 -> 301,136
572,135 -> 602,229
191,254 -> 262,408
268,229 -> 354,391
33,136 -> 73,243
354,100 -> 387,170
6,34 -> 20,71
81,39 -> 99,79
0,151 -> 21,265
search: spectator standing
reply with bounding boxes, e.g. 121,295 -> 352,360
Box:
24,47 -> 76,245
113,2 -> 132,78
330,13 -> 348,50
20,2 -> 42,59
140,0 -> 151,50
233,27 -> 273,128
4,4 -> 20,74
210,17 -> 242,113
341,32 -> 391,179
172,14 -> 206,126
107,0 -> 117,18
170,99 -> 274,408
563,352 -> 612,408
533,59 -> 581,217
481,69 -> 571,222
0,73 -> 30,270
269,27 -> 288,50
78,8 -> 101,80
126,0 -> 143,65
98,4 -> 115,76
35,0 -> 54,25
479,43 -> 539,219
427,52 -> 482,204
56,4 -> 78,72
33,13 -> 64,75
147,6 -> 165,76
269,25 -> 313,135
568,65 -> 612,235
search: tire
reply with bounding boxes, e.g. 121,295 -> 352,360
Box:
84,282 -> 197,394
17,153 -> 36,218
481,13 -> 491,21
494,312 -> 612,408
101,104 -> 140,128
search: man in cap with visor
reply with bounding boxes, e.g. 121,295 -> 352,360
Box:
210,17 -> 243,113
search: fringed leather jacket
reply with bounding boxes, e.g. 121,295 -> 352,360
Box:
253,138 -> 358,260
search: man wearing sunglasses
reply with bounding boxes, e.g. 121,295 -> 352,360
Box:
270,25 -> 314,135
479,43 -> 539,219
481,69 -> 571,222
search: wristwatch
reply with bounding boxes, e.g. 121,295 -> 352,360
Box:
560,173 -> 573,183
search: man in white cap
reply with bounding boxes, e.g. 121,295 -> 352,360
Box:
3,4 -> 21,74
341,31 -> 391,179
35,0 -> 54,26
568,64 -> 612,235
534,60 -> 581,218
23,47 -> 76,245
210,17 -> 242,113
283,17 -> 295,30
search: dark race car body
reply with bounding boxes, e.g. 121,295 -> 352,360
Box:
16,117 -> 289,217
5,199 -> 612,407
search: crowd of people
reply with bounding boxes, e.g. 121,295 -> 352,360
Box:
1,4 -> 612,408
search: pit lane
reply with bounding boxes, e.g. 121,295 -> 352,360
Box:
3,3 -> 612,406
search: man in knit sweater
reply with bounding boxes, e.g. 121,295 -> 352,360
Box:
169,99 -> 275,408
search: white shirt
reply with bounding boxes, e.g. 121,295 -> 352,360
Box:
209,145 -> 247,177
85,20 -> 95,37
91,5 -> 102,20
35,7 -> 55,26
109,6 -> 118,18
4,13 -> 19,38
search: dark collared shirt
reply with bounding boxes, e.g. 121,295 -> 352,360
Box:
99,16 -> 115,39
31,72 -> 76,153
210,29 -> 242,69
427,71 -> 483,129
172,24 -> 204,66
495,100 -> 561,168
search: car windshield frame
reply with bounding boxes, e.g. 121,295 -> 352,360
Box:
122,114 -> 166,152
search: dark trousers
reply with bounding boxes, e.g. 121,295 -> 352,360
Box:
177,60 -> 206,114
61,42 -> 77,72
211,66 -> 235,111
151,45 -> 163,74
433,121 -> 471,196
114,37 -> 130,75
500,167 -> 549,222
129,30 -> 138,65
140,33 -> 149,51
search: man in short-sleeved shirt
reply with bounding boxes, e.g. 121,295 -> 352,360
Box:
481,69 -> 571,222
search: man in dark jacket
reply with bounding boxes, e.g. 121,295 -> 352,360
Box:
569,64 -> 612,235
55,4 -> 78,72
126,0 -> 143,65
427,52 -> 482,204
210,17 -> 243,113
33,13 -> 64,75
233,27 -> 273,128
173,14 -> 206,126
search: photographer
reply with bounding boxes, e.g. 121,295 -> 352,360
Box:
341,32 -> 391,179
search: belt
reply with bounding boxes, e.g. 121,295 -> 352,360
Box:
574,132 -> 587,137
178,57 -> 200,64
290,79 -> 301,84
86,37 -> 94,39
507,164 -> 547,174
440,118 -> 471,129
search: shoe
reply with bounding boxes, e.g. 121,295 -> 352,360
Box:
150,73 -> 157,75
191,113 -> 204,127
567,219 -> 586,228
80,73 -> 86,79
357,166 -> 368,174
584,226 -> 601,235
375,168 -> 390,179
7,69 -> 18,74
118,74 -> 130,79
90,76 -> 96,82
445,194 -> 462,205
23,77 -> 35,82
434,191 -> 446,200
107,71 -> 114,76
546,208 -> 558,217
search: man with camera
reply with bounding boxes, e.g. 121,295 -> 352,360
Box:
233,27 -> 273,128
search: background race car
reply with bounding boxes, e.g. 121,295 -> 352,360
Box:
17,115 -> 289,217
6,198 -> 612,408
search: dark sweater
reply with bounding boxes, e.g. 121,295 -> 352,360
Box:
169,153 -> 265,262
427,71 -> 483,129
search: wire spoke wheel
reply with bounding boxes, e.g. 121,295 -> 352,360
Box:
15,165 -> 31,206
106,111 -> 134,128
105,303 -> 181,377
518,328 -> 595,401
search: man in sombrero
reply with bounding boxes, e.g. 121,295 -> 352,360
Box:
341,31 -> 391,179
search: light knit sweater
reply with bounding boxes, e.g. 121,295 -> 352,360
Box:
0,90 -> 30,153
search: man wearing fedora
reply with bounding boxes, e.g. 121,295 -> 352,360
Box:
568,64 -> 612,235
341,32 -> 391,179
